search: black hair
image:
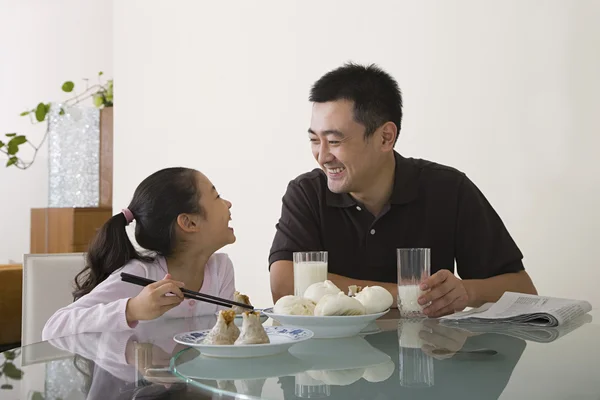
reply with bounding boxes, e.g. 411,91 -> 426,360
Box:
309,62 -> 403,144
73,167 -> 202,300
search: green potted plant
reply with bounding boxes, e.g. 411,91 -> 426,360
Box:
0,72 -> 113,169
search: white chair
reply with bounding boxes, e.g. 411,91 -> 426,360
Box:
21,253 -> 86,346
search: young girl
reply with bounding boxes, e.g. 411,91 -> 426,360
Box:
42,167 -> 236,341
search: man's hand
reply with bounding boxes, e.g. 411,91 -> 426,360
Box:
418,270 -> 469,318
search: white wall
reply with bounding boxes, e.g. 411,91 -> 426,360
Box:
0,0 -> 113,263
113,0 -> 600,309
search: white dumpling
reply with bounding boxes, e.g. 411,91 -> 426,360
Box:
354,286 -> 394,314
205,310 -> 240,345
347,285 -> 362,297
276,295 -> 317,315
362,359 -> 395,383
303,280 -> 342,303
273,295 -> 316,315
232,291 -> 252,314
235,312 -> 270,345
314,292 -> 366,316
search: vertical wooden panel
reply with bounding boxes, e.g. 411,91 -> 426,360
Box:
73,207 -> 113,249
30,208 -> 48,253
30,208 -> 113,254
47,208 -> 74,253
99,107 -> 113,209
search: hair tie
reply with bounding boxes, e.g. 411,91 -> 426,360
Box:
121,208 -> 134,225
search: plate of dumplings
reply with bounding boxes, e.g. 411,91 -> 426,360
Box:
214,291 -> 269,327
262,281 -> 393,338
174,310 -> 314,358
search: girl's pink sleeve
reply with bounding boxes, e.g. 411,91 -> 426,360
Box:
41,263 -> 146,341
219,255 -> 236,301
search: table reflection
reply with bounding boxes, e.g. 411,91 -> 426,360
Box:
1,312 -> 595,400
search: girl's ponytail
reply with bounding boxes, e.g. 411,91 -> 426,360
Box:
73,212 -> 147,300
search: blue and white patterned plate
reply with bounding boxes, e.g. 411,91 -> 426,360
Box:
173,326 -> 314,358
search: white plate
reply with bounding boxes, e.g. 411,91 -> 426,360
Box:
262,308 -> 390,338
173,326 -> 313,358
214,311 -> 269,327
173,350 -> 310,380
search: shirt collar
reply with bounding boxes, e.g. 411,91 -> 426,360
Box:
326,151 -> 420,208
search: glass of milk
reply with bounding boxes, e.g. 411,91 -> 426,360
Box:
397,248 -> 430,318
293,251 -> 328,297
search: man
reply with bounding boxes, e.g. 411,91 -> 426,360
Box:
269,63 -> 537,317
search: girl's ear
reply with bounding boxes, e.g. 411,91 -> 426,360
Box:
176,214 -> 200,233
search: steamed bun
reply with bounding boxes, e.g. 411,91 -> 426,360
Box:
354,286 -> 393,314
303,280 -> 342,303
314,292 -> 366,316
273,295 -> 316,315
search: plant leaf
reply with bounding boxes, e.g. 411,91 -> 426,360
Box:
1,384 -> 13,390
45,103 -> 51,113
5,133 -> 16,137
59,108 -> 65,115
9,136 -> 27,146
0,140 -> 4,149
61,81 -> 74,92
7,143 -> 18,155
2,362 -> 24,379
3,351 -> 15,360
31,392 -> 44,400
20,111 -> 30,116
35,103 -> 47,122
93,94 -> 104,108
98,71 -> 103,76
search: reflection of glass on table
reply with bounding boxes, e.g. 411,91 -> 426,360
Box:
397,318 -> 434,387
294,371 -> 330,398
397,248 -> 431,318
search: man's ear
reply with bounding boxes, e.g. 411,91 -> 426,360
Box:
380,122 -> 397,151
176,214 -> 199,233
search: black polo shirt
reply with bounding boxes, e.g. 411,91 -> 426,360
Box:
268,151 -> 525,282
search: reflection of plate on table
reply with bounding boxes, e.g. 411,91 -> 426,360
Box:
359,321 -> 382,336
262,308 -> 389,338
172,348 -> 310,380
173,326 -> 313,358
214,311 -> 269,327
291,336 -> 395,386
289,336 -> 391,371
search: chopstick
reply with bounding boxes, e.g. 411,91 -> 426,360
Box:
120,272 -> 254,310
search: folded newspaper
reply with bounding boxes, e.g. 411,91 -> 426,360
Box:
440,292 -> 592,327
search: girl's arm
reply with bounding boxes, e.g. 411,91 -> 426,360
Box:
41,262 -> 148,341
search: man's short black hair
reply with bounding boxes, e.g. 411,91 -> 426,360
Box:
309,62 -> 403,144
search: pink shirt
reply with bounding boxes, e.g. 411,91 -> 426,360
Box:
42,253 -> 235,341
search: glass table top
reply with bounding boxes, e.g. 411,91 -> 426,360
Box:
1,309 -> 599,400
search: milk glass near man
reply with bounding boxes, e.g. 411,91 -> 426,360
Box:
269,62 -> 537,317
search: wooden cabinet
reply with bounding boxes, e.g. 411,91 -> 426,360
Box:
30,207 -> 113,254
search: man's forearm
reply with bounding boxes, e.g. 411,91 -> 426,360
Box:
327,273 -> 398,308
329,270 -> 537,310
463,271 -> 537,308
